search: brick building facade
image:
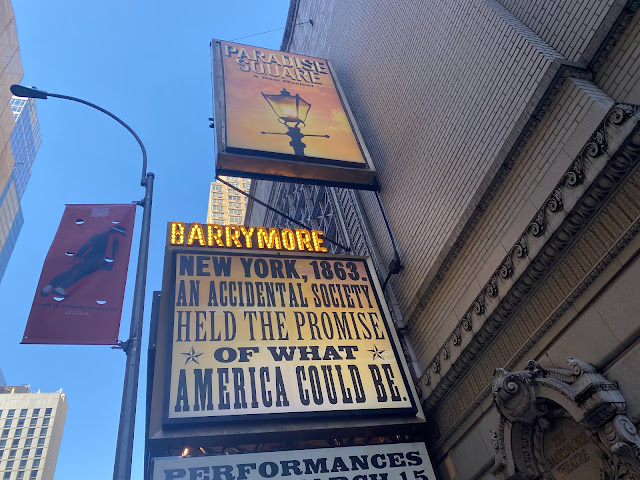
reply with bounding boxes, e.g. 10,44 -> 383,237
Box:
247,0 -> 640,478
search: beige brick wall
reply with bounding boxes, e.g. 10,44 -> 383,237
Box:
596,9 -> 640,104
286,0 -> 565,320
411,78 -> 614,369
496,0 -> 622,63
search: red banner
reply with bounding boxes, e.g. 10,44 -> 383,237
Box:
23,204 -> 137,345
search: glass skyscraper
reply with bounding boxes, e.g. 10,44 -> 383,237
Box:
0,95 -> 41,283
10,97 -> 41,200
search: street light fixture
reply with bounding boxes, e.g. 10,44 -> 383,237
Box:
10,84 -> 154,480
260,88 -> 329,156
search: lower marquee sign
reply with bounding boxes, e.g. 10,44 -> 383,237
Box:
153,443 -> 435,480
164,251 -> 416,423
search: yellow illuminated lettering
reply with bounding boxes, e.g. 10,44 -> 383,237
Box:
225,225 -> 242,248
223,44 -> 237,57
171,222 -> 185,245
256,227 -> 282,250
235,58 -> 250,72
295,229 -> 314,251
240,226 -> 255,248
252,49 -> 266,63
281,67 -> 295,80
266,53 -> 281,65
281,229 -> 296,251
207,224 -> 224,247
187,223 -> 205,246
312,230 -> 328,252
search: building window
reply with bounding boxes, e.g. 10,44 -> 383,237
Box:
11,439 -> 19,448
9,449 -> 16,459
229,202 -> 242,208
32,459 -> 40,469
19,410 -> 27,418
17,419 -> 24,427
15,429 -> 22,437
3,472 -> 10,480
29,419 -> 37,427
19,459 -> 27,469
0,449 -> 3,459
36,439 -> 44,448
211,213 -> 224,218
32,409 -> 39,417
24,439 -> 31,448
229,216 -> 243,223
17,471 -> 24,480
211,205 -> 223,211
3,419 -> 11,428
21,449 -> 29,458
27,428 -> 35,437
0,440 -> 5,448
7,410 -> 15,418
229,209 -> 242,215
39,428 -> 47,437
1,430 -> 9,438
35,448 -> 42,457
229,195 -> 241,201
41,419 -> 49,427
211,199 -> 223,205
30,471 -> 38,480
6,460 -> 14,469
44,409 -> 52,417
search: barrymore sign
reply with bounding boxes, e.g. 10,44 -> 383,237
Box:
153,443 -> 435,480
164,249 -> 416,424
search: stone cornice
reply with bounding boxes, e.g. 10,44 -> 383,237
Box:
418,104 -> 640,416
404,1 -> 639,332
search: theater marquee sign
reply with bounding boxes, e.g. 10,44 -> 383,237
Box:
153,443 -> 435,480
163,224 -> 416,424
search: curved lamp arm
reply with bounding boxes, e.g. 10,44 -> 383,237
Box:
10,83 -> 153,480
10,84 -> 148,187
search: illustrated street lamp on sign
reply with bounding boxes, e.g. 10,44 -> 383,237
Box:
260,88 -> 329,156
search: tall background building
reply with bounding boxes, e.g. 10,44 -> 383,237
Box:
206,175 -> 250,224
248,0 -> 640,478
10,96 -> 40,200
0,0 -> 40,283
0,386 -> 67,480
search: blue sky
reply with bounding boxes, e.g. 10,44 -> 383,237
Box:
1,1 -> 290,478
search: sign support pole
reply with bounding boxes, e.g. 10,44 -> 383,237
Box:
8,84 -> 155,480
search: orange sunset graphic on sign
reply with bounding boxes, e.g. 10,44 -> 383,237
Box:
220,41 -> 365,164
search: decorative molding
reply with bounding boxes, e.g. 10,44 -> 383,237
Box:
441,341 -> 450,361
419,103 -> 639,413
405,64 -> 593,329
451,325 -> 462,347
461,311 -> 473,332
589,0 -> 640,75
490,359 -> 640,479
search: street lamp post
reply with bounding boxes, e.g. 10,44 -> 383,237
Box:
260,88 -> 329,156
10,84 -> 154,480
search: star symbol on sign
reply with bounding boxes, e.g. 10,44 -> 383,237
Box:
367,345 -> 385,360
181,347 -> 203,365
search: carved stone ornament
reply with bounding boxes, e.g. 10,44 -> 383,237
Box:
490,358 -> 640,479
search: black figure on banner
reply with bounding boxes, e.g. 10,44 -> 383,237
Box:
40,225 -> 127,298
